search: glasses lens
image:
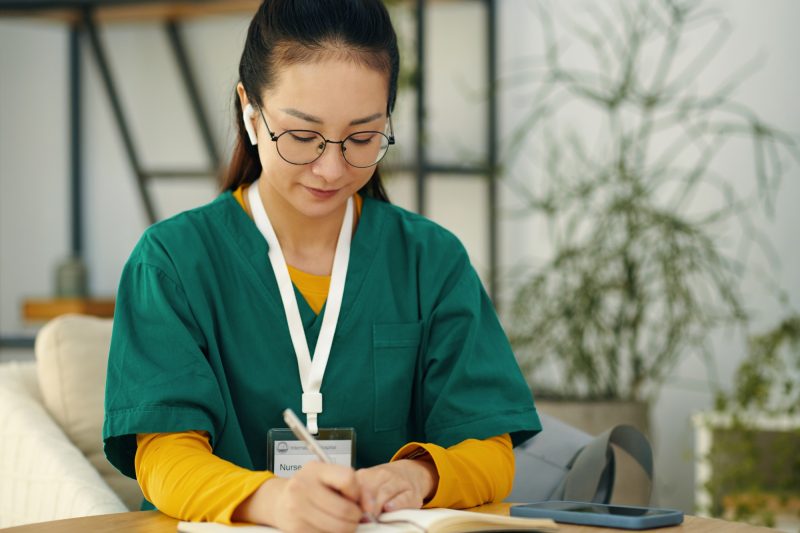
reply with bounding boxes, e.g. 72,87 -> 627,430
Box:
276,131 -> 326,165
342,132 -> 390,168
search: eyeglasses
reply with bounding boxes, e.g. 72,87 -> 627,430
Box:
257,107 -> 395,168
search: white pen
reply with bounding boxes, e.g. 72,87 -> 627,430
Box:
282,408 -> 378,523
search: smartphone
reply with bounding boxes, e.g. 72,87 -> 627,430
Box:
510,500 -> 684,530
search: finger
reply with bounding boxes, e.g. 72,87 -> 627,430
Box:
273,485 -> 335,533
365,473 -> 413,515
376,483 -> 415,513
307,479 -> 364,524
358,491 -> 379,519
284,475 -> 361,533
355,468 -> 390,516
311,462 -> 362,504
383,488 -> 423,512
300,505 -> 361,533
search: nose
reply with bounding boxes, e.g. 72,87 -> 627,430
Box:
310,141 -> 347,183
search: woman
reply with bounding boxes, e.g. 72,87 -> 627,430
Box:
103,1 -> 540,531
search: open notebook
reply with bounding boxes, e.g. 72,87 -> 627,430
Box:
177,508 -> 558,532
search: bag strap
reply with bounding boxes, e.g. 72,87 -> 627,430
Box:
555,424 -> 653,504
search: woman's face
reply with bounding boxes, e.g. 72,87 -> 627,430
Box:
249,58 -> 389,220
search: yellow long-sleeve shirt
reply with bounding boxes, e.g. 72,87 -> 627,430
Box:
136,431 -> 513,523
134,186 -> 515,523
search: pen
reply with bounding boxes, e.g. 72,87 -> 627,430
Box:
282,408 -> 378,523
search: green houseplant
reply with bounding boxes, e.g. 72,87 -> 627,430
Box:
503,1 -> 799,422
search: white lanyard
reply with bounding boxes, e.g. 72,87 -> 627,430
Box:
248,181 -> 353,434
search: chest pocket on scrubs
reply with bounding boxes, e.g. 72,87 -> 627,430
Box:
372,322 -> 422,432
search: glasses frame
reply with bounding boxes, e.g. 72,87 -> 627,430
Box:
256,106 -> 395,168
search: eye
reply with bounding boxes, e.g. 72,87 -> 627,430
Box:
289,131 -> 319,143
348,133 -> 377,145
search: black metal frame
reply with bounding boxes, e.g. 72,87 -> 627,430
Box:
84,7 -> 157,222
412,0 -> 500,305
70,22 -> 83,257
486,0 -> 499,305
83,8 -> 219,225
166,20 -> 221,172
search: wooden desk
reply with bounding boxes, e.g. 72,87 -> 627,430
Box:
0,506 -> 776,532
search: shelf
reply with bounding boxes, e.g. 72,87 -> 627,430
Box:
23,298 -> 116,321
0,1 -> 261,24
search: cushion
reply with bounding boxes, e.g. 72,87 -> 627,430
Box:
506,412 -> 595,502
34,314 -> 143,510
0,361 -> 126,526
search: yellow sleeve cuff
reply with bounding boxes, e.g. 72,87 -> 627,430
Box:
390,434 -> 514,509
136,431 -> 274,524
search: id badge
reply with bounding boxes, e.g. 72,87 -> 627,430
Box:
267,427 -> 355,478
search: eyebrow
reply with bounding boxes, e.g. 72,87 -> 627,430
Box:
281,108 -> 384,126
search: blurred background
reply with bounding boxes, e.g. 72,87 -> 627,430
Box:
1,0 -> 798,528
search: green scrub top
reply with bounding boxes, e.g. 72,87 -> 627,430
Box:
103,192 -> 540,480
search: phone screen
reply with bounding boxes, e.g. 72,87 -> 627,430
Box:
529,501 -> 673,517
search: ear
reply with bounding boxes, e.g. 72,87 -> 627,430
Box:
243,104 -> 258,145
237,82 -> 258,146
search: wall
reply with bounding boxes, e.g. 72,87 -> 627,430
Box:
1,0 -> 798,514
1,21 -> 70,359
647,0 -> 800,512
497,0 -> 800,513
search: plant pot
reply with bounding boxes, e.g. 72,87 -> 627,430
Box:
535,399 -> 650,438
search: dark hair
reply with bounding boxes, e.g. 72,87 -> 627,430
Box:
222,0 -> 399,202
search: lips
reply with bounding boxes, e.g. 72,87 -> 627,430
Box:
305,186 -> 339,199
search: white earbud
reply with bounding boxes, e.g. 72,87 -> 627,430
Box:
243,103 -> 258,145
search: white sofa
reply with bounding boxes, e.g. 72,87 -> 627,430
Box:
0,314 -> 142,528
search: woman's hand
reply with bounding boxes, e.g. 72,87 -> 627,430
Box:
234,461 -> 364,533
355,459 -> 439,517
